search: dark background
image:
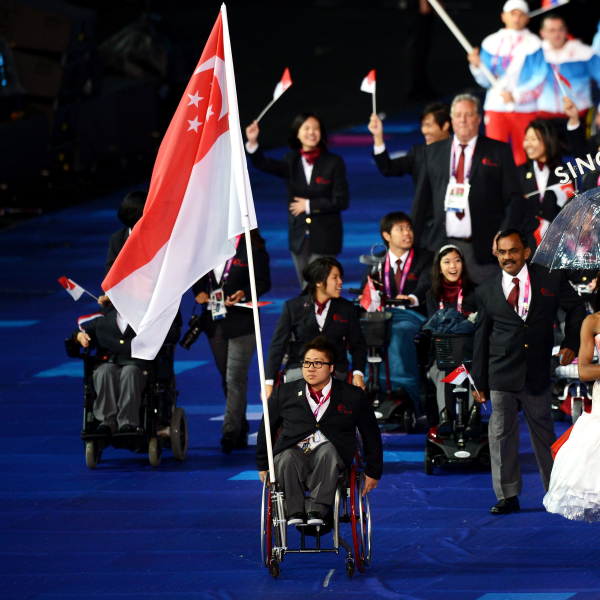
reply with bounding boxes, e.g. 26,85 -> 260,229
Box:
1,0 -> 599,223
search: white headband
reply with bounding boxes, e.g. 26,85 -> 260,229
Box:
503,0 -> 529,14
437,244 -> 462,256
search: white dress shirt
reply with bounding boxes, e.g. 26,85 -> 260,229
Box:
297,378 -> 332,451
533,161 -> 550,198
388,249 -> 419,307
374,143 -> 386,155
502,263 -> 530,320
116,311 -> 128,334
246,141 -> 313,213
445,134 -> 478,240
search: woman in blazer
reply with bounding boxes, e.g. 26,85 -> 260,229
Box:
264,257 -> 367,399
519,120 -> 574,249
192,229 -> 271,454
245,112 -> 350,287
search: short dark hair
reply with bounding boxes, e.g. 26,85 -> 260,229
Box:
288,112 -> 328,150
303,257 -> 344,299
496,229 -> 528,249
524,119 -> 562,171
380,212 -> 412,246
303,335 -> 336,366
421,102 -> 451,129
541,12 -> 566,29
118,190 -> 147,228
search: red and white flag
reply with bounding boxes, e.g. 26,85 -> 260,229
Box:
542,0 -> 569,8
360,276 -> 381,312
441,364 -> 468,385
360,70 -> 376,94
273,68 -> 292,100
78,312 -> 104,331
102,6 -> 256,360
58,276 -> 86,301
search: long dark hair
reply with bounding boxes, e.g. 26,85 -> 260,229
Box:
248,228 -> 266,249
288,112 -> 328,151
118,190 -> 147,228
429,245 -> 474,301
302,257 -> 343,305
525,120 -> 562,171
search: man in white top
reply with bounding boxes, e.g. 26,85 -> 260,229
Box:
467,0 -> 546,165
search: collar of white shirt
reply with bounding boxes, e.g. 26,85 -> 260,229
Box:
388,249 -> 409,274
453,134 -> 478,153
502,263 -> 529,292
305,377 -> 333,417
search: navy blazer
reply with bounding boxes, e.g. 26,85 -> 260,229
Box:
471,263 -> 586,394
256,378 -> 383,480
247,147 -> 349,255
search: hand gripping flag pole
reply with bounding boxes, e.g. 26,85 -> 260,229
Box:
221,3 -> 276,482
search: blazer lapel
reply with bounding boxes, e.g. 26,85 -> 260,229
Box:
468,137 -> 484,182
296,379 -> 315,421
319,378 -> 339,422
493,271 -> 524,323
309,153 -> 325,188
320,298 -> 337,334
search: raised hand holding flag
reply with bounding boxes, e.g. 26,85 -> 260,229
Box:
58,276 -> 98,301
361,70 -> 376,114
256,67 -> 293,123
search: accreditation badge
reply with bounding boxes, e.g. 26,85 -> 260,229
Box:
209,288 -> 227,320
444,181 -> 470,213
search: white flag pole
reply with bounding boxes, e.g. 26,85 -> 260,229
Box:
551,66 -> 571,100
372,82 -> 377,116
427,0 -> 503,93
464,363 -> 487,411
529,2 -> 569,19
256,97 -> 277,123
85,290 -> 100,301
221,3 -> 276,482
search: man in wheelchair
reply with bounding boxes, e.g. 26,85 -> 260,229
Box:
71,304 -> 181,436
257,336 -> 383,527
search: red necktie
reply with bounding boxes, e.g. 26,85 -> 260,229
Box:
395,259 -> 403,294
315,299 -> 329,315
507,277 -> 520,312
455,144 -> 467,220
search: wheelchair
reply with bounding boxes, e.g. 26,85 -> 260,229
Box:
424,333 -> 490,474
260,435 -> 371,579
65,339 -> 188,469
554,362 -> 592,425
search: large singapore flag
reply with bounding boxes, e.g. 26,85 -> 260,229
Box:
102,5 -> 256,359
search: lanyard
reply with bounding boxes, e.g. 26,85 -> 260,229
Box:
491,33 -> 524,75
450,141 -> 474,182
209,235 -> 242,292
513,274 -> 531,318
308,386 -> 331,419
384,249 -> 414,297
439,288 -> 463,312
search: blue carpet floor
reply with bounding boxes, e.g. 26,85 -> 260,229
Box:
0,113 -> 595,600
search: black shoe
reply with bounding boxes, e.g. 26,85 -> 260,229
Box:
287,512 -> 304,526
221,434 -> 235,455
464,405 -> 481,438
119,424 -> 137,434
97,424 -> 112,437
306,511 -> 324,526
234,423 -> 249,449
490,496 -> 520,515
437,409 -> 453,438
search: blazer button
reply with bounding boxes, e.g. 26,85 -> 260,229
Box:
316,423 -> 320,428
524,344 -> 529,348
306,217 -> 312,224
120,340 -> 125,344
583,277 -> 588,282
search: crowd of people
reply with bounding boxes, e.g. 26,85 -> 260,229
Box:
68,0 -> 600,526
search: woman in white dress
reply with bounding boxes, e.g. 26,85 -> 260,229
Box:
544,280 -> 600,522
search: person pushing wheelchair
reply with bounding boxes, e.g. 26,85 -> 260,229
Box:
257,336 -> 383,526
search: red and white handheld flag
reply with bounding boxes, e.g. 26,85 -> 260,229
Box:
256,67 -> 293,122
551,65 -> 572,99
237,301 -> 273,309
78,312 -> 104,331
360,276 -> 381,313
441,364 -> 468,385
102,5 -> 256,360
361,69 -> 376,114
58,276 -> 97,301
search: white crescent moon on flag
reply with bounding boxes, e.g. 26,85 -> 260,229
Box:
194,56 -> 228,120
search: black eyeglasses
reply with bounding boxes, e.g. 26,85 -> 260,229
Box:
301,360 -> 332,369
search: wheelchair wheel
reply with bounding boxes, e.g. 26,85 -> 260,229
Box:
404,405 -> 417,433
269,558 -> 280,579
355,430 -> 365,468
170,407 -> 188,461
425,443 -> 435,475
349,465 -> 366,573
345,557 -> 355,578
148,437 -> 162,467
260,473 -> 274,568
85,441 -> 101,470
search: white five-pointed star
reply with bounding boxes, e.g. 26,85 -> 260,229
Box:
187,91 -> 203,107
188,116 -> 202,133
206,104 -> 214,122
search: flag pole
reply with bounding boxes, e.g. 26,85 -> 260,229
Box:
551,66 -> 571,100
372,83 -> 377,115
256,98 -> 277,123
85,290 -> 99,301
221,3 -> 276,482
427,0 -> 503,93
529,2 -> 569,19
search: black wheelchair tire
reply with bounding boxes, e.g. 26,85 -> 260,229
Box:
148,437 -> 162,467
85,441 -> 101,470
404,406 -> 417,434
170,407 -> 188,461
424,443 -> 435,475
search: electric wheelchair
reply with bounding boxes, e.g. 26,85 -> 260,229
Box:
65,339 -> 188,469
260,433 -> 371,579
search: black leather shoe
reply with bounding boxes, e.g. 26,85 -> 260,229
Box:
437,409 -> 453,438
464,405 -> 481,438
287,512 -> 304,525
234,422 -> 249,449
490,496 -> 520,514
97,424 -> 112,437
221,434 -> 235,455
119,424 -> 137,434
306,511 -> 323,526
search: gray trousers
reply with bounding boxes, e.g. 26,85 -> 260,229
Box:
447,238 -> 500,286
291,238 -> 334,288
208,322 -> 256,437
274,442 -> 345,516
93,363 -> 147,433
489,384 -> 556,500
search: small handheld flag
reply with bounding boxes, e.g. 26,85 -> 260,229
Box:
441,363 -> 487,410
361,70 -> 376,114
256,68 -> 293,123
360,276 -> 381,312
58,276 -> 98,301
551,65 -> 572,99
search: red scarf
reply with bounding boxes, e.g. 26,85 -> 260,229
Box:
300,147 -> 322,165
314,298 -> 330,315
536,160 -> 545,171
441,278 -> 462,305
